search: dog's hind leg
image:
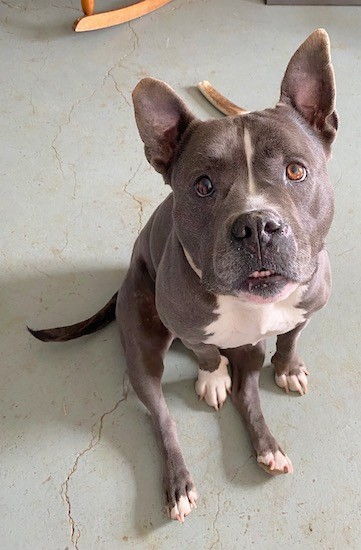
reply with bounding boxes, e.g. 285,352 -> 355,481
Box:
224,342 -> 293,476
116,265 -> 198,522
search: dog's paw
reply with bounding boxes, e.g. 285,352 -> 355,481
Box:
257,450 -> 293,476
164,465 -> 198,523
166,490 -> 198,523
275,366 -> 309,396
195,355 -> 231,410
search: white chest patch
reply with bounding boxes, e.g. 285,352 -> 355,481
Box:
204,286 -> 307,349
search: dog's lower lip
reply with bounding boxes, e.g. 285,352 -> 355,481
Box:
247,274 -> 286,292
238,272 -> 290,297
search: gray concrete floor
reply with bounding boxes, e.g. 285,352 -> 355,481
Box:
1,1 -> 361,548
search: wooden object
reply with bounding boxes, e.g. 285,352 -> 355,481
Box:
81,0 -> 94,16
74,0 -> 173,32
198,81 -> 248,116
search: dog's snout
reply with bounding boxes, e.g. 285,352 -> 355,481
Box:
231,211 -> 283,247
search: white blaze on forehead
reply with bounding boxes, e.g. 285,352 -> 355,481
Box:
243,128 -> 280,213
243,127 -> 256,196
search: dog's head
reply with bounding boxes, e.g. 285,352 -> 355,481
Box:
132,29 -> 337,304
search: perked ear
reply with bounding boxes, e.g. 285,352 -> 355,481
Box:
132,77 -> 195,180
279,29 -> 338,144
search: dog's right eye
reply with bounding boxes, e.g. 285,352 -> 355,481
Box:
194,176 -> 214,197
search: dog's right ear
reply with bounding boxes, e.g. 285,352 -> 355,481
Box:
132,78 -> 195,180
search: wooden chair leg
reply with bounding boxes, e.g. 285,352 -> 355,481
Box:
74,0 -> 173,32
81,0 -> 94,16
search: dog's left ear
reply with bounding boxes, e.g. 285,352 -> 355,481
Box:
132,77 -> 195,181
279,29 -> 338,145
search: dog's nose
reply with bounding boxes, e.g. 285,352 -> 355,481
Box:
231,210 -> 283,248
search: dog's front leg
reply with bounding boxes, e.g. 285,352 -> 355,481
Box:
272,321 -> 309,395
117,272 -> 198,522
225,343 -> 293,476
183,342 -> 232,410
127,350 -> 197,521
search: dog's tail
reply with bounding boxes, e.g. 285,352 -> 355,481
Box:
27,292 -> 118,342
198,81 -> 249,116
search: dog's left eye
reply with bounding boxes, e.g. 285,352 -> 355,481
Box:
194,176 -> 214,197
286,163 -> 307,182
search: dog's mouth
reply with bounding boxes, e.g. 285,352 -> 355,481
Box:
238,268 -> 297,303
247,269 -> 286,290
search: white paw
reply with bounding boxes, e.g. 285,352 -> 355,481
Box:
257,450 -> 293,476
275,366 -> 309,395
166,491 -> 198,523
195,356 -> 231,410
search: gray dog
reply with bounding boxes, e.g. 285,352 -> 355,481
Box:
29,29 -> 337,523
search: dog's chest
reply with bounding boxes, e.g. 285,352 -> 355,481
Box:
204,288 -> 307,349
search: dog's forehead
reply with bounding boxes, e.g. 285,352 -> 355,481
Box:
186,117 -> 243,160
242,109 -> 322,158
184,108 -> 321,164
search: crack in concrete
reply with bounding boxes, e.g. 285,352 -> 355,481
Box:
167,0 -> 207,12
48,17 -> 139,191
73,205 -> 84,223
8,82 -> 36,117
51,2 -> 79,11
39,39 -> 50,73
1,0 -> 21,9
51,126 -> 66,178
229,453 -> 253,482
210,488 -> 224,549
68,163 -> 79,199
29,90 -> 35,115
61,373 -> 129,549
58,230 -> 69,256
103,22 -> 139,106
50,86 -> 98,184
50,21 -> 137,187
109,72 -> 131,108
119,87 -> 131,108
122,161 -> 144,235
23,41 -> 50,117
32,266 -> 51,278
127,22 -> 139,54
1,0 -> 43,10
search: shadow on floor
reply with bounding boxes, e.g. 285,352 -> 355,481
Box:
1,265 -> 277,536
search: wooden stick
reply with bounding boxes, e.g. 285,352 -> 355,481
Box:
74,0 -> 173,32
198,80 -> 248,116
